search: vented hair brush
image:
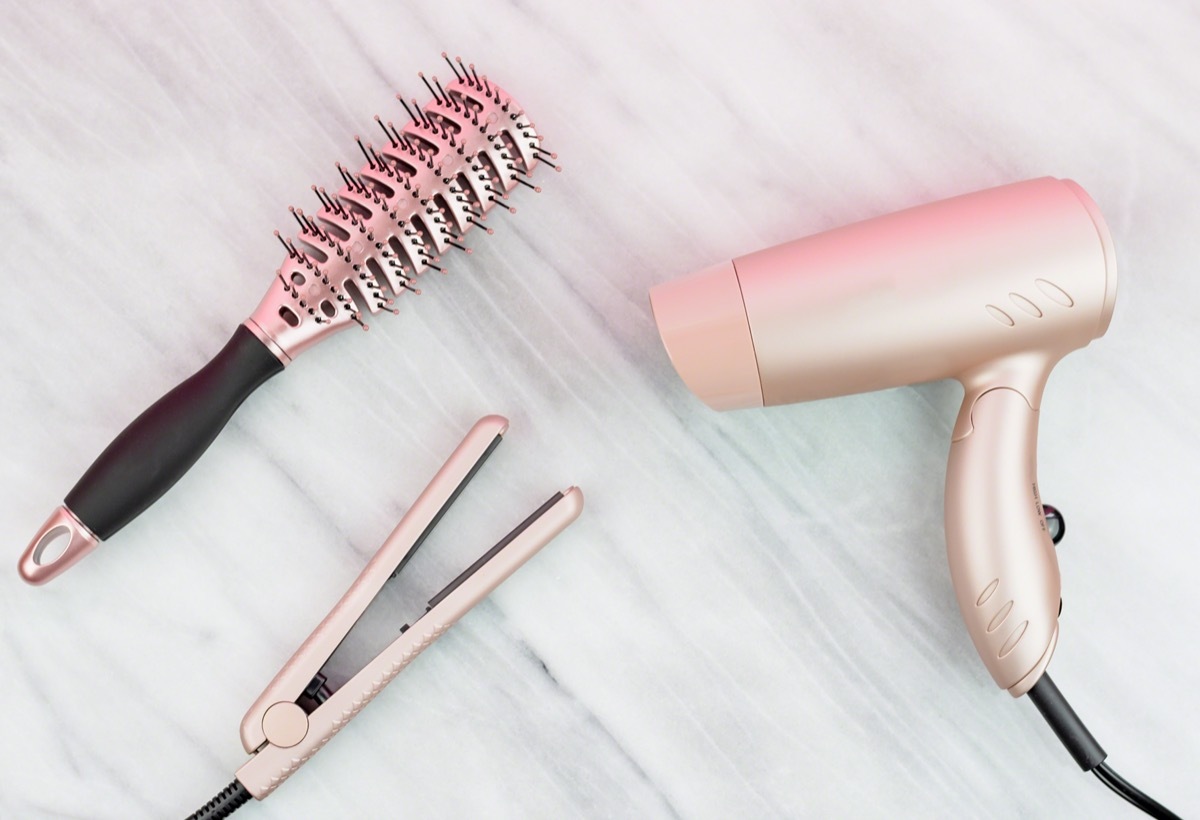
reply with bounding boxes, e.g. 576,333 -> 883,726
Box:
18,55 -> 559,585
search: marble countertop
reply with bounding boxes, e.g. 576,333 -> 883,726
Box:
2,1 -> 1197,817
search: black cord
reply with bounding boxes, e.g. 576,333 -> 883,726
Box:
1094,762 -> 1183,820
186,779 -> 251,820
1026,674 -> 1182,819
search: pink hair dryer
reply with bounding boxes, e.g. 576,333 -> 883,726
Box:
650,178 -> 1182,817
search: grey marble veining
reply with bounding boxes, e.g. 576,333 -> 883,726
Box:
2,1 -> 1198,817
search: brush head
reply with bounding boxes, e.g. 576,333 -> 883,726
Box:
246,57 -> 556,361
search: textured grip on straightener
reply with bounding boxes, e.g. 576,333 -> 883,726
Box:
945,387 -> 1061,695
239,619 -> 454,799
64,325 -> 283,539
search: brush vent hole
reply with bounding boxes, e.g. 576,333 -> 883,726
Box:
407,214 -> 437,254
433,193 -> 463,234
387,236 -> 415,272
408,135 -> 440,156
344,200 -> 373,221
428,112 -> 461,135
342,279 -> 372,315
474,152 -> 503,189
496,132 -> 529,174
294,240 -> 328,264
381,154 -> 417,179
319,219 -> 350,242
364,175 -> 394,199
453,92 -> 483,114
455,172 -> 483,211
365,257 -> 393,296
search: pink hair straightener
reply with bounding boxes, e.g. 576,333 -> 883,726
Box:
187,416 -> 584,818
650,178 -> 1182,818
18,55 -> 559,586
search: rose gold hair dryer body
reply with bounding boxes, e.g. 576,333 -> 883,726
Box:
650,177 -> 1117,696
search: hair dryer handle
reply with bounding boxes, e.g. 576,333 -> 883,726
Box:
945,387 -> 1060,696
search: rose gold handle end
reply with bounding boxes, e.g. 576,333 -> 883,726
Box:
18,506 -> 99,585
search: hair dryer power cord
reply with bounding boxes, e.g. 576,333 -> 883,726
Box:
1027,674 -> 1182,819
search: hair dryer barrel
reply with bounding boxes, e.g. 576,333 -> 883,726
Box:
650,178 -> 1117,410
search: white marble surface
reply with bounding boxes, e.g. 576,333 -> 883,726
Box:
2,1 -> 1198,817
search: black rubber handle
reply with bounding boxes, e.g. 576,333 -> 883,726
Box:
64,325 -> 284,539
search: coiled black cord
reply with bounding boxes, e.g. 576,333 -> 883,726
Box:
186,779 -> 251,820
1027,674 -> 1182,819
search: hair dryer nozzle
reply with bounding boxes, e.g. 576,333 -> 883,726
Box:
649,261 -> 763,410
